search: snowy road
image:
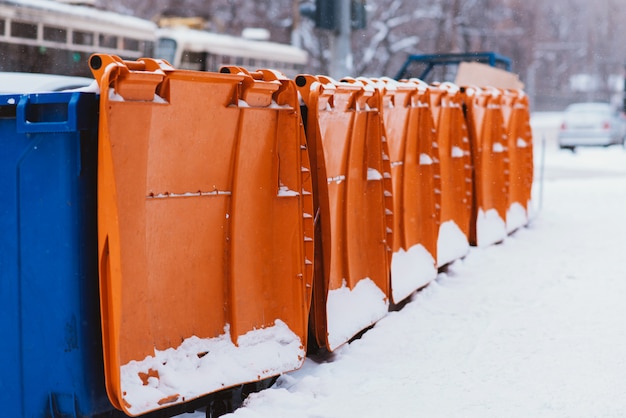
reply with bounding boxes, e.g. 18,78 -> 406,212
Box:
183,115 -> 626,418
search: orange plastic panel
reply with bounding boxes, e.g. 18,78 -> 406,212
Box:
372,78 -> 440,303
91,55 -> 313,416
297,75 -> 391,352
501,89 -> 534,232
463,86 -> 510,247
429,82 -> 472,266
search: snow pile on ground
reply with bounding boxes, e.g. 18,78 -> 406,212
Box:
124,320 -> 305,416
390,243 -> 437,302
326,278 -> 389,352
437,219 -> 470,267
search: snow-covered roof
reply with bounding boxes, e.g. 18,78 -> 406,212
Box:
0,0 -> 156,35
0,72 -> 93,93
157,27 -> 308,65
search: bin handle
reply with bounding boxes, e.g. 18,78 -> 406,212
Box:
16,92 -> 97,134
89,54 -> 170,97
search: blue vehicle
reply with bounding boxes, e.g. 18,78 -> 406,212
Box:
394,51 -> 513,81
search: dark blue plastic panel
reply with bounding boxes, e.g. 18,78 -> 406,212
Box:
394,51 -> 513,81
0,92 -> 112,417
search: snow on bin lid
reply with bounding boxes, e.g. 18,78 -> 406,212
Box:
0,72 -> 95,94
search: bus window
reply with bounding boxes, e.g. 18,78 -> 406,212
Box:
141,40 -> 154,57
99,34 -> 118,49
206,54 -> 219,72
44,26 -> 67,43
72,30 -> 93,46
0,2 -> 157,78
155,38 -> 176,64
11,21 -> 37,39
181,50 -> 205,71
123,37 -> 140,51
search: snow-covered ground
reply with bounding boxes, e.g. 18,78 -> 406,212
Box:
182,113 -> 626,418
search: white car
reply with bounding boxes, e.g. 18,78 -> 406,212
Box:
558,102 -> 626,151
0,72 -> 95,94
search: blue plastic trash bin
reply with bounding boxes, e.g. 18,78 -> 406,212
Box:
0,92 -> 112,417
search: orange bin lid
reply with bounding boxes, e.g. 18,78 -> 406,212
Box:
463,86 -> 510,247
372,78 -> 441,303
91,55 -> 313,416
429,83 -> 472,266
502,89 -> 534,232
297,75 -> 391,352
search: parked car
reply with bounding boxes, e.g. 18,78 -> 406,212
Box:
558,102 -> 626,150
0,72 -> 94,94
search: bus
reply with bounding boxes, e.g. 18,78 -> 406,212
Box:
0,0 -> 156,77
155,26 -> 308,77
0,1 -> 308,80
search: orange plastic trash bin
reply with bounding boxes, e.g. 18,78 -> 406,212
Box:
463,86 -> 509,247
90,55 -> 313,416
502,89 -> 534,232
296,75 -> 391,352
372,78 -> 440,303
429,82 -> 472,265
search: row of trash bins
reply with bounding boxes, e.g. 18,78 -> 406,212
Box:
0,54 -> 533,417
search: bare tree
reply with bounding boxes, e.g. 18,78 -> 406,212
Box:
351,0 -> 440,76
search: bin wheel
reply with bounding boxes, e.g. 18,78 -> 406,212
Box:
205,397 -> 232,418
242,376 -> 279,399
203,377 -> 278,417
